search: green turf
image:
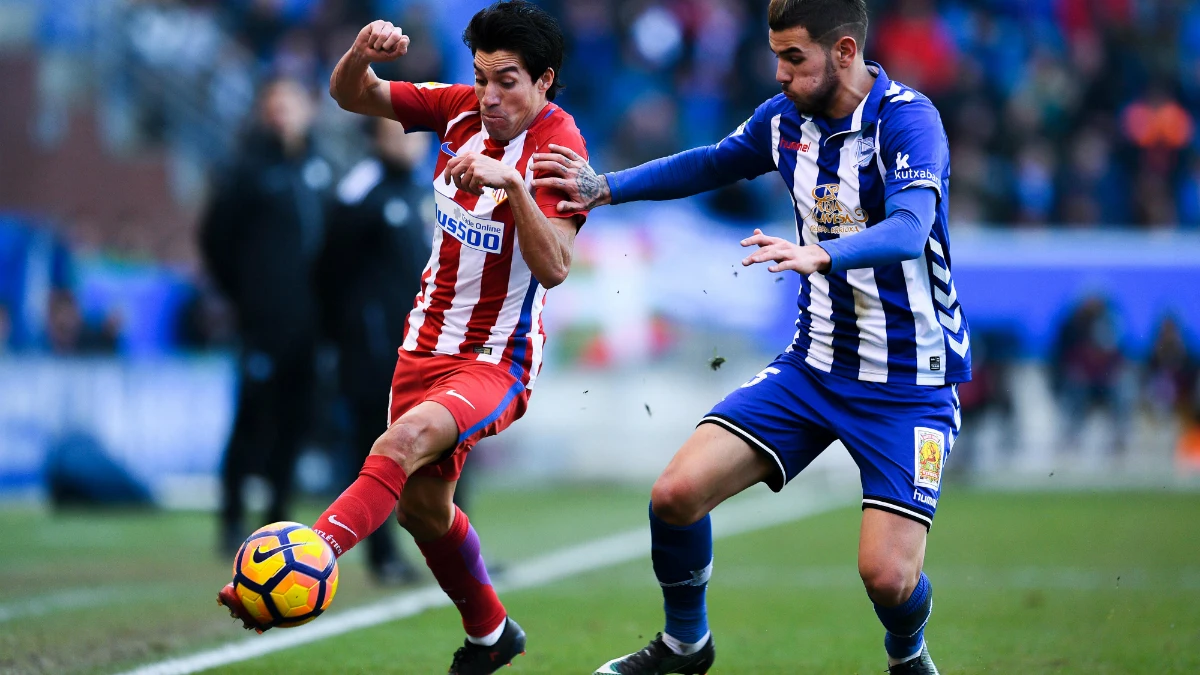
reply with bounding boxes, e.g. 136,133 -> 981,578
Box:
3,489 -> 1199,674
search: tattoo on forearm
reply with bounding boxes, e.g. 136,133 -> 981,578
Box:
575,163 -> 609,209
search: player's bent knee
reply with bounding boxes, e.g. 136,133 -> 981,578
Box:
368,420 -> 438,474
650,476 -> 706,527
859,561 -> 919,607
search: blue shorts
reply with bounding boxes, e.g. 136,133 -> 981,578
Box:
701,351 -> 960,529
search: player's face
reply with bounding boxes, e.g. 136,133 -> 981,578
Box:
770,26 -> 839,116
473,50 -> 553,142
259,80 -> 315,145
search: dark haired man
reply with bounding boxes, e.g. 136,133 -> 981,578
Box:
217,3 -> 590,672
536,0 -> 965,673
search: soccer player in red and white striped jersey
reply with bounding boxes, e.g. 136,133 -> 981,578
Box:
217,4 -> 589,672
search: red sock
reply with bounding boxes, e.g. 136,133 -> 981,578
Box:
418,506 -> 507,638
313,455 -> 407,557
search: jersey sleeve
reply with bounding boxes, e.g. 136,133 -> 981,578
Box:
389,82 -> 476,138
878,97 -> 949,202
710,98 -> 779,179
604,97 -> 779,204
533,118 -> 591,225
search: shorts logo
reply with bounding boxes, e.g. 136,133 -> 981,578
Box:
914,427 -> 945,490
929,356 -> 941,371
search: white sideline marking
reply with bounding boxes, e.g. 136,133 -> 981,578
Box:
112,487 -> 853,675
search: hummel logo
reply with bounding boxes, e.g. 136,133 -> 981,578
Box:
895,152 -> 910,170
446,389 -> 476,409
251,542 -> 306,564
328,514 -> 358,537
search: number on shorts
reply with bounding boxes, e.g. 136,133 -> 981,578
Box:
741,367 -> 781,388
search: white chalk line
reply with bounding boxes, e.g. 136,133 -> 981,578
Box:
112,486 -> 854,675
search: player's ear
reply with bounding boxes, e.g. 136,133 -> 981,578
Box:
832,35 -> 857,67
536,68 -> 554,95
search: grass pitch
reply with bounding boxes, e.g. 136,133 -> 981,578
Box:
2,488 -> 1198,674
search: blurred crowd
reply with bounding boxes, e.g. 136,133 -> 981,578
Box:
3,0 -> 1200,439
80,0 -> 1200,229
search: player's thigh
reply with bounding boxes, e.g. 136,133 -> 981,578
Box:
698,353 -> 839,496
837,382 -> 958,531
396,474 -> 459,542
858,508 -> 927,606
369,400 -> 460,475
652,423 -> 776,526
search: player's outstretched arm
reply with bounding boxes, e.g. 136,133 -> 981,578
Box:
329,20 -> 409,119
534,139 -> 772,212
530,144 -> 611,213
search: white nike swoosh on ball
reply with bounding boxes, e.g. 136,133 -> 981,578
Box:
327,515 -> 358,537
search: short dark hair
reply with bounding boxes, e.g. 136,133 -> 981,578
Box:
462,0 -> 566,101
767,0 -> 868,49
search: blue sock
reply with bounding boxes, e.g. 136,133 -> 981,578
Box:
649,503 -> 712,644
874,572 -> 932,659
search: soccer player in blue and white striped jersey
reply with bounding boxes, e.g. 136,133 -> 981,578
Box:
533,1 -> 967,673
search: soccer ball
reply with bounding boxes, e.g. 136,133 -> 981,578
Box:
231,521 -> 339,629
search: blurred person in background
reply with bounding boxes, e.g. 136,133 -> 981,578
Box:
219,4 -> 593,672
200,76 -> 335,555
1050,295 -> 1135,453
1143,315 -> 1198,422
314,118 -> 433,585
45,290 -> 121,355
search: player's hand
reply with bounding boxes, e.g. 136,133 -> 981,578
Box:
443,153 -> 522,195
351,20 -> 409,63
740,229 -> 831,275
530,144 -> 610,212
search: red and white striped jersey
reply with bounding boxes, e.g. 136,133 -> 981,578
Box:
389,81 -> 590,388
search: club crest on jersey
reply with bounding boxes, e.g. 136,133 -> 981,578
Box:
855,136 -> 876,168
914,427 -> 945,490
804,184 -> 868,235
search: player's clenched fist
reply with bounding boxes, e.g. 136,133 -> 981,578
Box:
352,20 -> 409,62
740,228 -> 832,275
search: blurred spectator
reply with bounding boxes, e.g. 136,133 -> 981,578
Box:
1060,120 -> 1130,226
1050,296 -> 1136,452
45,290 -> 120,355
872,0 -> 958,97
1143,315 -> 1199,421
1122,84 -> 1194,172
200,76 -> 334,552
314,119 -> 432,584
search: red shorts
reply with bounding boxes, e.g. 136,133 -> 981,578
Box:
388,350 -> 530,481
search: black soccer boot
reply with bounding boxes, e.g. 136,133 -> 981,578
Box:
447,617 -> 527,674
592,633 -> 715,675
887,644 -> 940,674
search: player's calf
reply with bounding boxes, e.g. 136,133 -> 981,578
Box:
312,403 -> 457,557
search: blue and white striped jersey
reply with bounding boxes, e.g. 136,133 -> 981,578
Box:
720,62 -> 970,385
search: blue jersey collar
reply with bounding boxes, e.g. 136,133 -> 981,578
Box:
812,60 -> 890,141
